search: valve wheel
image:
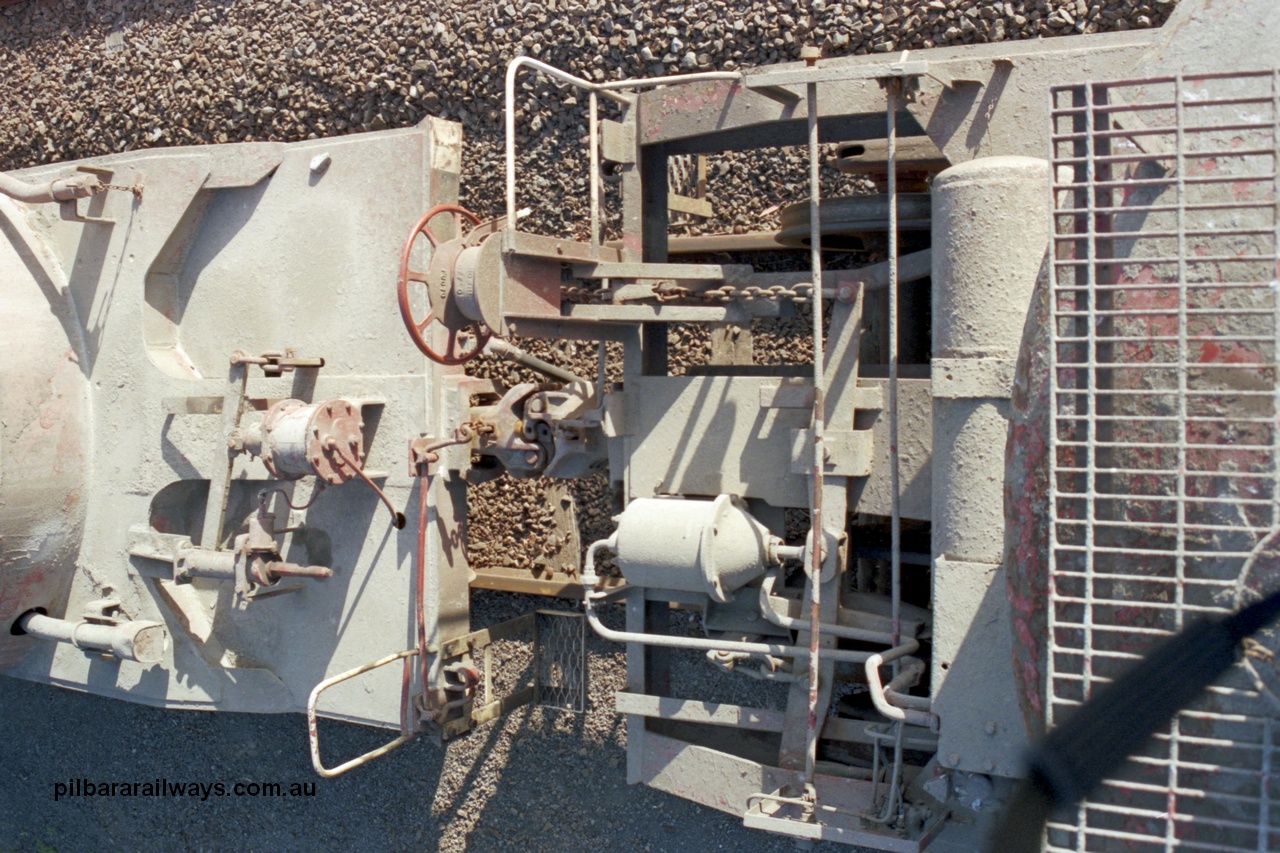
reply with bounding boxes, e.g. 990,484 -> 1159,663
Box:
397,204 -> 491,365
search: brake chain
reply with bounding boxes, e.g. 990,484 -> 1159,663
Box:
559,281 -> 816,305
94,182 -> 143,198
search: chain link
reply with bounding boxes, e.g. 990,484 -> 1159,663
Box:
94,182 -> 143,197
560,281 -> 816,305
560,285 -> 607,303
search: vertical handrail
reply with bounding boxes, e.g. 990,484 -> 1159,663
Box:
504,57 -> 739,227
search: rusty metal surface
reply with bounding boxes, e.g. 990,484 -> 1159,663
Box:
398,204 -> 490,365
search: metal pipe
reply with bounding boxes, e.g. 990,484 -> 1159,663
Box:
504,56 -> 742,227
325,439 -> 406,529
864,640 -> 938,729
416,460 -> 431,716
774,544 -> 806,562
867,722 -> 906,824
758,570 -> 895,644
407,425 -> 484,720
262,561 -> 333,580
176,547 -> 237,581
581,538 -> 873,663
506,57 -> 626,224
878,655 -> 931,710
804,58 -> 826,794
0,171 -> 100,204
886,81 -> 903,659
484,338 -> 584,385
589,90 -> 600,257
595,70 -> 741,91
307,648 -> 418,777
17,611 -> 167,664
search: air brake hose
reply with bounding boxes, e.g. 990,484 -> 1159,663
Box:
988,585 -> 1280,851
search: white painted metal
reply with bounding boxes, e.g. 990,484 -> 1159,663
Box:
612,495 -> 780,603
0,118 -> 460,727
929,156 -> 1050,778
0,195 -> 92,671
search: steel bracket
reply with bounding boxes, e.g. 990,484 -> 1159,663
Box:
57,165 -> 118,224
930,357 -> 1016,400
789,428 -> 874,478
408,436 -> 441,476
600,119 -> 635,165
229,349 -> 326,377
437,610 -> 585,739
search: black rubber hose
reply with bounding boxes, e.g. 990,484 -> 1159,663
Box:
987,587 -> 1280,851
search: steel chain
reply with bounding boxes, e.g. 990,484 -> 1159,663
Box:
561,281 -> 816,305
94,182 -> 143,197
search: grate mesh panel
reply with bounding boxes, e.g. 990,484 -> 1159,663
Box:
535,610 -> 586,713
1047,70 -> 1280,851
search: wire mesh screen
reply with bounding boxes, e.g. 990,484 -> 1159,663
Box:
1047,70 -> 1280,851
668,153 -> 700,198
535,610 -> 586,713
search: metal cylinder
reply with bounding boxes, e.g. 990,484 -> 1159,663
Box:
257,398 -> 364,485
17,611 -> 168,664
932,156 -> 1050,359
260,401 -> 318,480
0,171 -> 100,205
612,495 -> 777,603
930,155 -> 1050,777
931,156 -> 1050,563
174,547 -> 237,582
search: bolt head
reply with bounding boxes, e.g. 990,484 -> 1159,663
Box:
947,753 -> 961,767
837,284 -> 855,302
984,720 -> 998,735
800,45 -> 822,65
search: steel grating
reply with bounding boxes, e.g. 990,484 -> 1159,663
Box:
1047,70 -> 1280,851
535,610 -> 587,714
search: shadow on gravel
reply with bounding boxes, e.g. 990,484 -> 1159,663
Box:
0,670 -> 830,852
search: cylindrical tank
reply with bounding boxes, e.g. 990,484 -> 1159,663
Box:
613,495 -> 778,603
930,156 -> 1051,776
932,156 -> 1051,563
0,198 -> 91,668
254,398 -> 365,485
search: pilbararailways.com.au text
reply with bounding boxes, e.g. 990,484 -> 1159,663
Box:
54,778 -> 317,801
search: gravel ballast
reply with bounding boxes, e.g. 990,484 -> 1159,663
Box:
1,1 -> 1173,851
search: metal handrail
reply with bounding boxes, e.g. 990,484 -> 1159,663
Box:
306,648 -> 419,778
